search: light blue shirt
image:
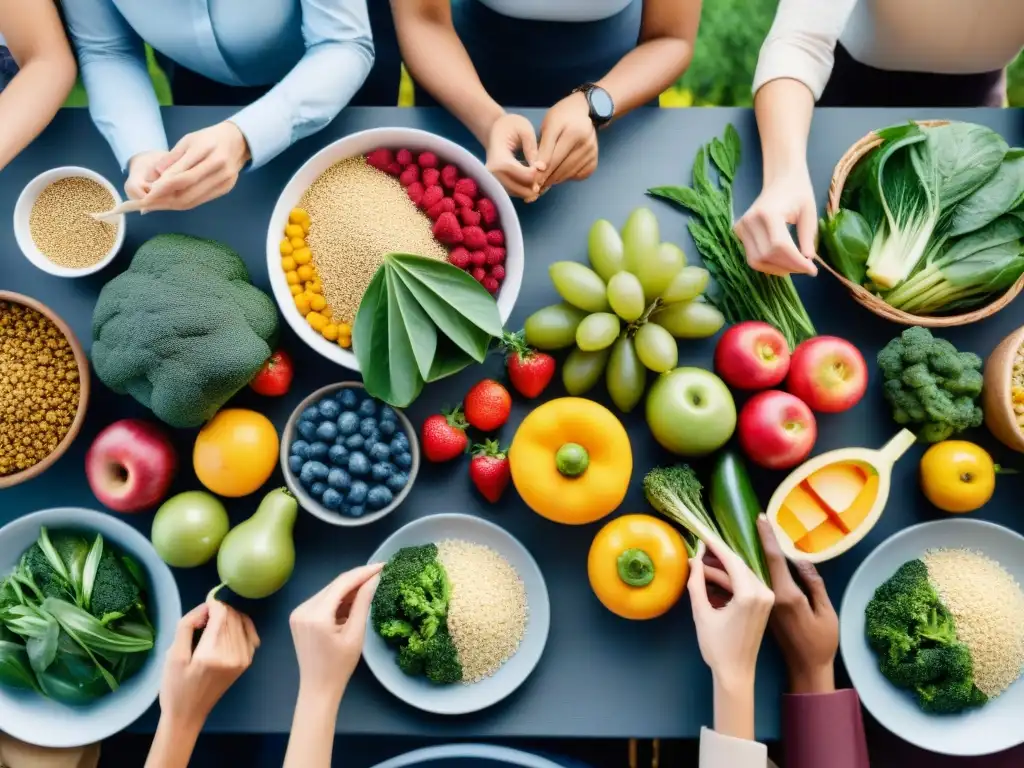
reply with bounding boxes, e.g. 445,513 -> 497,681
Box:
63,0 -> 374,170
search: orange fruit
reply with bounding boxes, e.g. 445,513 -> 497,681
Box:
194,409 -> 279,497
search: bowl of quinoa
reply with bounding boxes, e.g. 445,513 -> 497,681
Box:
0,292 -> 90,489
13,167 -> 125,277
265,128 -> 524,371
363,513 -> 549,715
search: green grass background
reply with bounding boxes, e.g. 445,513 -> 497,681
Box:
63,1 -> 1024,109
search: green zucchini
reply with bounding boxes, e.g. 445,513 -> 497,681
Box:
709,451 -> 771,585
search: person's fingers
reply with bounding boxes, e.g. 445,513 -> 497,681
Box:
171,604 -> 210,659
792,560 -> 833,615
517,122 -> 540,169
147,154 -> 220,200
756,516 -> 796,589
493,167 -> 538,200
766,216 -> 817,276
703,565 -> 732,593
320,563 -> 385,608
687,557 -> 712,617
699,534 -> 747,580
154,140 -> 207,181
538,136 -> 577,190
546,145 -> 592,188
344,575 -> 380,634
153,143 -> 188,176
241,613 -> 261,651
795,203 -> 821,273
535,118 -> 565,174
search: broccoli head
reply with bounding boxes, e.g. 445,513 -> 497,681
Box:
917,677 -> 988,715
371,544 -> 438,632
378,619 -> 414,644
21,544 -> 73,601
424,629 -> 462,684
89,550 -> 141,621
91,235 -> 279,428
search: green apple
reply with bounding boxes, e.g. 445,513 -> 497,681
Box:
646,367 -> 736,456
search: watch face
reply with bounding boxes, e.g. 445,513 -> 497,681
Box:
589,87 -> 614,120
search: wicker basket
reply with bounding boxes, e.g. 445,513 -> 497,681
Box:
821,119 -> 1024,327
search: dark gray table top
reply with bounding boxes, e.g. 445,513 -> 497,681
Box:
1,106 -> 1022,740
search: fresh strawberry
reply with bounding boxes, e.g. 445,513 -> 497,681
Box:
418,151 -> 439,169
420,185 -> 444,210
482,276 -> 499,294
484,245 -> 505,265
396,148 -> 413,166
448,247 -> 471,269
421,406 -> 469,462
469,440 -> 510,503
399,165 -> 420,187
422,168 -> 441,187
490,264 -> 506,281
486,229 -> 505,246
426,197 -> 456,221
249,348 -> 294,396
462,226 -> 487,250
471,266 -> 487,282
440,164 -> 460,190
464,379 -> 512,431
469,250 -> 486,267
500,330 -> 555,399
454,177 -> 479,200
366,148 -> 393,170
476,197 -> 498,227
433,212 -> 464,245
452,192 -> 474,210
385,162 -> 403,176
406,181 -> 425,207
459,207 -> 481,227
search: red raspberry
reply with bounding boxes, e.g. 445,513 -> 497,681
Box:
420,185 -> 444,211
484,245 -> 505,265
452,192 -> 474,210
418,151 -> 439,169
440,164 -> 460,190
426,197 -> 456,221
459,207 -> 481,227
395,148 -> 413,166
385,162 -> 403,176
469,250 -> 486,267
433,212 -> 464,245
366,148 -> 393,170
490,264 -> 506,281
448,247 -> 471,269
454,177 -> 479,199
475,198 -> 498,227
399,165 -> 419,187
471,267 -> 487,283
422,168 -> 440,187
482,276 -> 499,294
406,182 -> 425,206
462,226 -> 487,250
486,229 -> 504,246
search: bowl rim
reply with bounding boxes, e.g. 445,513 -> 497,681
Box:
265,127 -> 524,373
279,382 -> 420,527
982,323 -> 1024,450
0,292 -> 91,490
12,166 -> 126,278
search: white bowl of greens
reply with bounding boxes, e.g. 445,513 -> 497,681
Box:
0,508 -> 181,747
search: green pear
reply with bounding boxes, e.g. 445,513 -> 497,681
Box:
212,487 -> 297,600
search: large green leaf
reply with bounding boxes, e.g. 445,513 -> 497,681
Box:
389,268 -> 438,381
384,270 -> 425,407
947,150 -> 1024,238
390,254 -> 503,338
427,336 -> 479,382
353,267 -> 396,403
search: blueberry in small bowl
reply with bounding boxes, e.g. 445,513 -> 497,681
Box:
280,382 -> 420,527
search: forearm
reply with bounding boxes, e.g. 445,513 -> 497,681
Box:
392,5 -> 501,144
0,54 -> 75,172
712,674 -> 756,741
282,685 -> 342,768
144,715 -> 202,768
753,78 -> 814,184
596,37 -> 693,116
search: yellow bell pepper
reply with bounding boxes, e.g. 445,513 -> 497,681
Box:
509,397 -> 631,524
588,514 -> 689,620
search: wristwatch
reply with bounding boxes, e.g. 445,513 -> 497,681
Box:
572,83 -> 615,128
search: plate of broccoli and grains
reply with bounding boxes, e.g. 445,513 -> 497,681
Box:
841,518 -> 1024,756
362,514 -> 550,715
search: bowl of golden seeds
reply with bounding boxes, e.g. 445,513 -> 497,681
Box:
13,166 -> 126,278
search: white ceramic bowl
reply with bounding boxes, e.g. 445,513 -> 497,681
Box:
266,128 -> 524,371
363,514 -> 550,715
840,518 -> 1024,756
13,167 -> 126,278
0,507 -> 182,748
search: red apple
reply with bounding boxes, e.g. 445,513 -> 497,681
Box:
738,390 -> 817,470
86,419 -> 178,513
787,336 -> 868,413
714,321 -> 790,390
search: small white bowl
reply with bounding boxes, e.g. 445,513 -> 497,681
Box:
266,127 -> 524,371
13,166 -> 126,278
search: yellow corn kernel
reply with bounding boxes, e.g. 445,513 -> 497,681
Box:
289,284 -> 303,297
306,311 -> 328,331
285,270 -> 300,286
281,256 -> 296,272
301,219 -> 311,234
295,295 -> 311,315
310,294 -> 327,312
279,239 -> 294,256
293,248 -> 312,265
322,324 -> 339,341
338,334 -> 352,349
285,224 -> 304,239
337,322 -> 352,336
289,208 -> 310,225
308,280 -> 323,295
290,237 -> 306,250
297,264 -> 314,281
320,307 -> 332,320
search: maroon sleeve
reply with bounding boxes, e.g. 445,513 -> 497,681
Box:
783,689 -> 869,768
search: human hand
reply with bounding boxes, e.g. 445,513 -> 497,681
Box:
159,601 -> 259,731
757,516 -> 838,694
536,91 -> 598,194
485,113 -> 542,201
734,164 -> 819,277
138,121 -> 250,212
289,563 -> 383,703
125,150 -> 170,201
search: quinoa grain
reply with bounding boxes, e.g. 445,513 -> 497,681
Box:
29,177 -> 118,269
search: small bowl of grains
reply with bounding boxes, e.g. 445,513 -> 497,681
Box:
983,324 -> 1024,453
0,292 -> 90,489
266,127 -> 524,371
13,166 -> 126,277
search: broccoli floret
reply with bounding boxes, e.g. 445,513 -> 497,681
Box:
22,544 -> 72,601
423,630 -> 462,685
917,605 -> 958,646
901,362 -> 936,389
877,344 -> 905,380
917,677 -> 988,715
371,544 -> 438,632
944,368 -> 984,398
397,633 -> 427,676
89,549 -> 141,620
378,619 -> 414,644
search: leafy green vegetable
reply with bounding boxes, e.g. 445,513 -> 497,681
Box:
354,254 -> 503,407
0,637 -> 39,692
648,125 -> 816,350
820,209 -> 872,284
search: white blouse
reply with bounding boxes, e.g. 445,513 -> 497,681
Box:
475,0 -> 632,23
754,0 -> 1024,99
